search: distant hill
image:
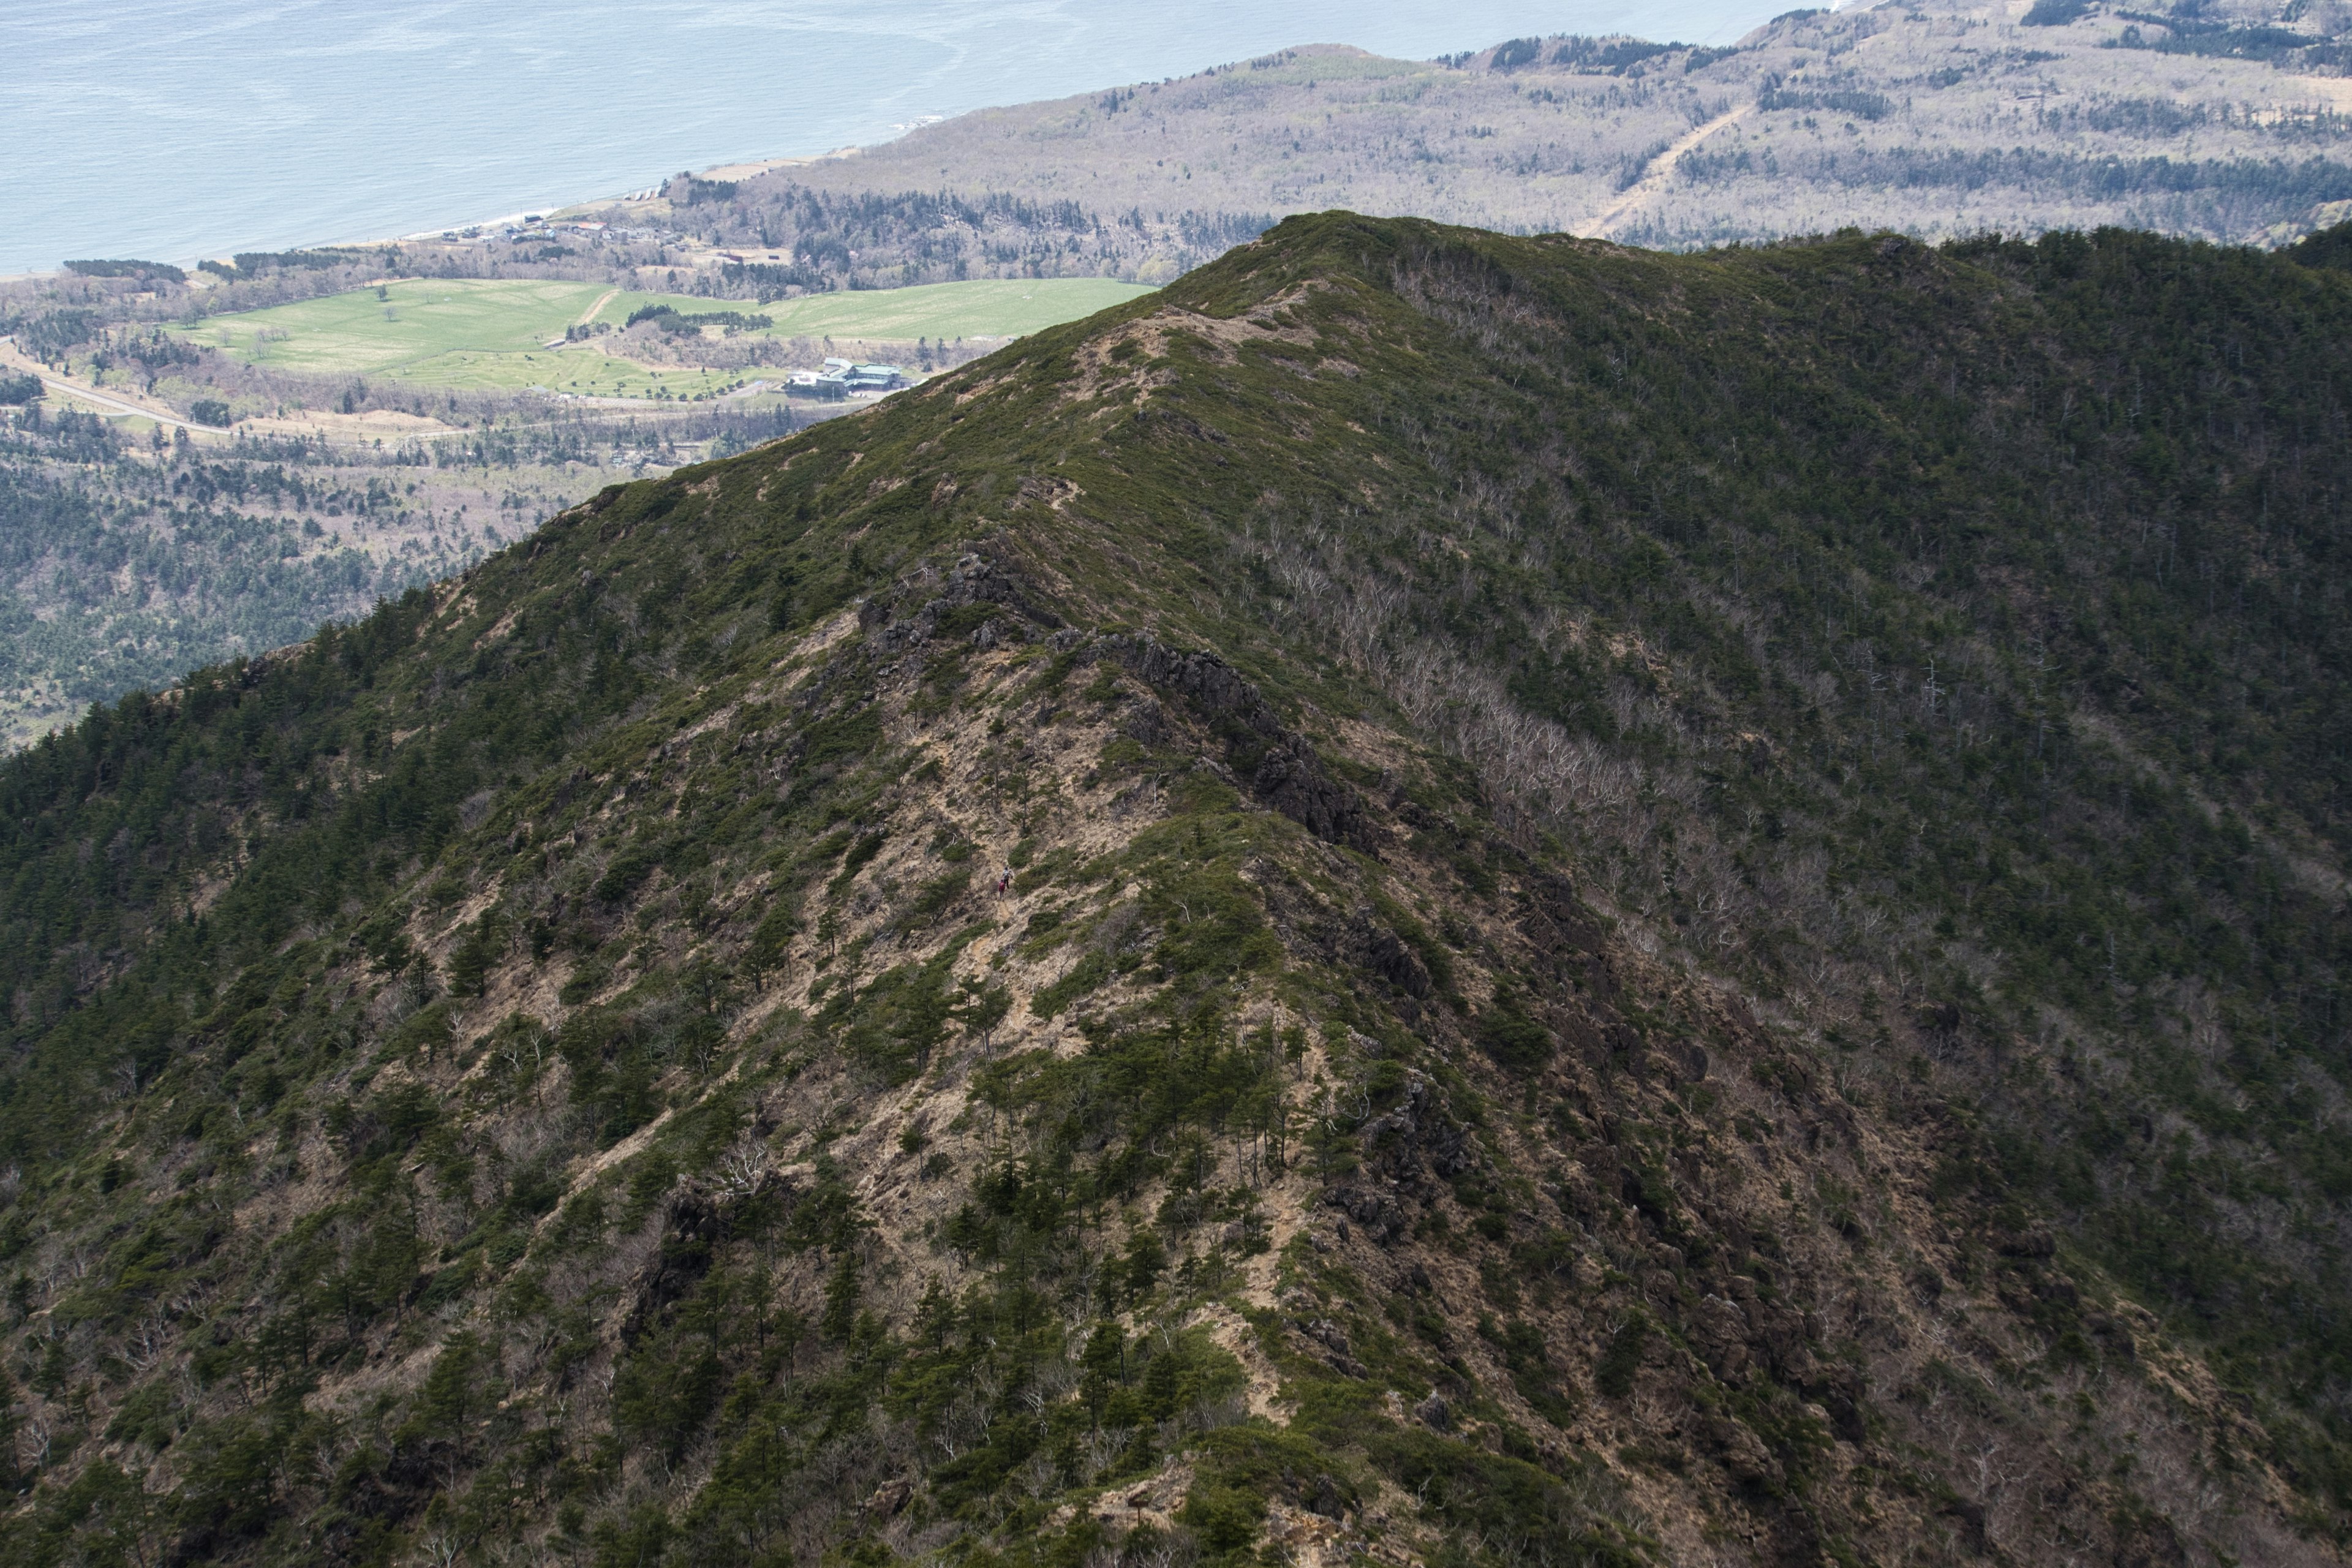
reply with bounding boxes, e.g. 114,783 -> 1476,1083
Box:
605,0 -> 2352,288
6,211 -> 2352,1566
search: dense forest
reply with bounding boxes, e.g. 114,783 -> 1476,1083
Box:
1,214 -> 2351,1567
0,413 -> 480,746
0,399 -> 812,747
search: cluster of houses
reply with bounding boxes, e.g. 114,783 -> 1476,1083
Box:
787,358 -> 905,397
439,219 -> 687,246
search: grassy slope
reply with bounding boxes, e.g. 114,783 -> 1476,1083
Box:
178,279 -> 609,375
172,279 -> 1159,395
2,215 -> 2351,1565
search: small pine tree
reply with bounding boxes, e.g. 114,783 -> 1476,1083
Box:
0,1365 -> 19,1492
820,1250 -> 861,1343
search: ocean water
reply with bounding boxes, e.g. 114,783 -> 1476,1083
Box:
2,1 -> 1787,274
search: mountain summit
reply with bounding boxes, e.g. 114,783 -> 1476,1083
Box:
4,214 -> 2351,1567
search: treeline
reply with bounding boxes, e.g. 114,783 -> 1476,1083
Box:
0,395 -> 804,745
1757,77 -> 1894,121
1452,33 -> 1733,75
423,405 -> 802,470
130,233 -> 742,330
62,259 -> 186,284
80,327 -> 200,387
601,181 -> 1259,295
2109,18 -> 2333,66
2032,96 -> 2352,141
1673,143 -> 2352,235
7,307 -> 101,361
201,248 -> 385,278
623,304 -> 772,334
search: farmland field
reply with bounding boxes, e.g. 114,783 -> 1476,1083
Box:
173,277 -> 1157,394
177,279 -> 611,377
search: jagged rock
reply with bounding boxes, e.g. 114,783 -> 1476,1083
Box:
1091,631 -> 1379,852
620,1172 -> 790,1344
1394,797 -> 1439,829
1357,1072 -> 1473,1182
1518,870 -> 1607,957
1697,1413 -> 1781,1486
861,551 -> 1063,652
1323,1185 -> 1406,1245
1412,1394 -> 1452,1431
1250,742 -> 1374,851
1303,1317 -> 1351,1355
1997,1224 -> 2057,1259
1352,913 -> 1432,997
1121,698 -> 1173,745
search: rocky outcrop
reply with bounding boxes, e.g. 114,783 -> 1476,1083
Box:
861,550 -> 1064,652
1091,631 -> 1379,853
1358,1072 -> 1473,1183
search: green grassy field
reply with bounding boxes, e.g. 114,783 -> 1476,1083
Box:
173,277 -> 1157,396
179,279 -> 610,377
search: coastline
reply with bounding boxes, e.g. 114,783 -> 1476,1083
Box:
13,145 -> 872,284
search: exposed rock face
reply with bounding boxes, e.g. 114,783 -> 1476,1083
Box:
1357,1073 -> 1473,1184
863,549 -> 1065,652
1095,631 -> 1379,852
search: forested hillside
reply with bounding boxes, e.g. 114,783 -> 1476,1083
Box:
2,213 -> 2350,1567
0,413 -> 492,748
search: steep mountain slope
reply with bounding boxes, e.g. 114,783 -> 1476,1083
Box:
4,214 -> 2352,1567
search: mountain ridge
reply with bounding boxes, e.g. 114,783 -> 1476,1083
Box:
2,212 -> 2351,1566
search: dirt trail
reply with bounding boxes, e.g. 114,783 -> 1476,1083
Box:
543,287 -> 621,347
1585,105 -> 1750,239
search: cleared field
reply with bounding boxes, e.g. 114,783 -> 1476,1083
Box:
177,279 -> 611,377
174,277 -> 1159,393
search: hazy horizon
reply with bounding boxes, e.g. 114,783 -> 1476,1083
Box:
2,0 -> 1794,274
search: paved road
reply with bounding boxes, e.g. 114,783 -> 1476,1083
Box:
0,341 -> 228,431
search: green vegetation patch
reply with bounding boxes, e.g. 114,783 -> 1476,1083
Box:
175,277 -> 613,376
171,277 -> 1158,395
